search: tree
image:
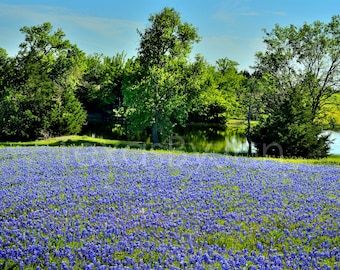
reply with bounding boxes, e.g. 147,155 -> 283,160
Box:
237,71 -> 269,156
252,85 -> 330,158
0,22 -> 86,140
137,7 -> 200,69
254,15 -> 340,120
252,16 -> 339,158
123,56 -> 204,144
123,7 -> 201,144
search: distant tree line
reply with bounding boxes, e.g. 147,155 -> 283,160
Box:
0,8 -> 339,158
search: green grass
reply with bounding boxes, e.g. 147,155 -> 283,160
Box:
227,119 -> 258,128
0,135 -> 149,148
1,135 -> 339,166
257,155 -> 340,166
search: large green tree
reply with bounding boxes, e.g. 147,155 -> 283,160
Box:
255,15 -> 340,120
123,7 -> 201,144
252,16 -> 339,157
123,56 -> 205,144
137,7 -> 200,69
0,22 -> 86,140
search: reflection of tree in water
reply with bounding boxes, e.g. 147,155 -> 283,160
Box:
82,121 -> 257,154
224,126 -> 249,154
82,120 -> 124,140
182,124 -> 225,140
175,124 -> 250,154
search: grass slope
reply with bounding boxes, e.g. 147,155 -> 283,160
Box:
0,135 -> 146,148
1,135 -> 339,166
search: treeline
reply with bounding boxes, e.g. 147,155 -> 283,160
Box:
0,12 -> 250,141
0,8 -> 339,158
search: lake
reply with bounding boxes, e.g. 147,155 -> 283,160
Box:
324,130 -> 340,155
81,122 -> 340,155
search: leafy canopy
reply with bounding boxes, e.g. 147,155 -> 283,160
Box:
123,7 -> 202,143
255,15 -> 340,119
138,7 -> 200,68
252,16 -> 339,158
0,22 -> 86,140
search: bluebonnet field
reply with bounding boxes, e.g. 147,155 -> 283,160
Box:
0,147 -> 339,269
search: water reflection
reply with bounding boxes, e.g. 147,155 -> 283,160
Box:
81,121 -> 340,155
176,124 -> 251,154
82,120 -> 126,140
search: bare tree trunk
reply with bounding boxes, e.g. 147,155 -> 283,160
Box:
152,112 -> 159,145
247,87 -> 253,156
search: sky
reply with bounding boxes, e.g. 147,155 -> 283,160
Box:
0,0 -> 339,71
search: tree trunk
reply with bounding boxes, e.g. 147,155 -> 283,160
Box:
246,112 -> 252,156
247,89 -> 253,156
152,113 -> 159,145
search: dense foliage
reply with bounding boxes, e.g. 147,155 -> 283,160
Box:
252,85 -> 331,158
252,15 -> 340,158
76,53 -> 131,119
0,147 -> 339,269
123,7 -> 203,144
0,10 -> 339,157
0,23 -> 87,141
0,17 -> 248,142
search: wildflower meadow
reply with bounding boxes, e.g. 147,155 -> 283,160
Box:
0,147 -> 339,269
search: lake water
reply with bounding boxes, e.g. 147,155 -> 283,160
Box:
176,126 -> 340,155
81,122 -> 340,155
324,130 -> 340,155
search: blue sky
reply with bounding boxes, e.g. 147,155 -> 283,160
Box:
0,0 -> 338,70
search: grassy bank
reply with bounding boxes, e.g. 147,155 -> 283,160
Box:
0,135 -> 146,148
1,135 -> 339,166
257,155 -> 340,166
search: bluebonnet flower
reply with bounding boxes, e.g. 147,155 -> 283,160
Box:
0,147 -> 339,268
